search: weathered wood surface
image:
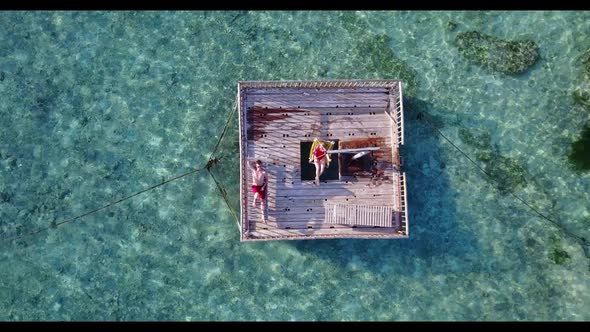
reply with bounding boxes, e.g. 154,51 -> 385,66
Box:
243,87 -> 394,95
239,84 -> 405,241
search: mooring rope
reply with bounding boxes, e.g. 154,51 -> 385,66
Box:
2,99 -> 241,243
417,113 -> 588,249
204,99 -> 242,231
208,99 -> 238,164
208,170 -> 241,231
3,166 -> 207,242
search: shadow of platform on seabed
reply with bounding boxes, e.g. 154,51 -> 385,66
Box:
289,97 -> 481,276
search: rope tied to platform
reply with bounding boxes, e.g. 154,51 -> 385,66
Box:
2,99 -> 241,243
415,111 -> 589,253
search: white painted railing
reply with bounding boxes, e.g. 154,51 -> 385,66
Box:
399,172 -> 409,236
238,79 -> 401,89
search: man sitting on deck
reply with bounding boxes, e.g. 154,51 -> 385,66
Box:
249,159 -> 268,223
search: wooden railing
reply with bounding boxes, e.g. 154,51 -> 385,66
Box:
237,89 -> 249,239
399,172 -> 409,236
237,79 -> 408,240
397,81 -> 405,146
238,79 -> 401,89
384,82 -> 404,147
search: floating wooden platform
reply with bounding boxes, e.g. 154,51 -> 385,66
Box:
237,80 -> 409,241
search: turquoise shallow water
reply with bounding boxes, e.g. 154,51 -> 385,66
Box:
1,11 -> 589,321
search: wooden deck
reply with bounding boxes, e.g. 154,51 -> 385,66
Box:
237,80 -> 409,241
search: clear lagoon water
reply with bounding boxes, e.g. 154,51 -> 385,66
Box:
0,11 -> 589,321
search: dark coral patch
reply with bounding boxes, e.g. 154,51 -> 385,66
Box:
549,235 -> 571,265
568,123 -> 590,172
454,31 -> 540,75
458,128 -> 528,194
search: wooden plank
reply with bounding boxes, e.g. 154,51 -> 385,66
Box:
247,138 -> 393,151
263,187 -> 395,197
245,157 -> 395,171
254,211 -> 367,222
264,145 -> 379,157
245,92 -> 389,103
247,128 -> 393,141
244,220 -> 401,235
271,198 -> 396,205
246,134 -> 391,143
246,227 -> 400,238
245,126 -> 393,137
252,176 -> 396,188
247,124 -> 394,135
268,180 -> 395,191
246,148 -> 394,160
245,100 -> 389,109
246,107 -> 386,114
271,179 -> 396,190
241,234 -> 406,242
247,112 -> 389,122
239,86 -> 249,237
250,208 -> 324,219
247,118 -> 393,130
241,234 -> 407,242
245,154 -> 394,166
260,176 -> 375,184
245,221 -> 400,232
248,212 -> 394,227
270,179 -> 396,189
268,191 -> 394,200
247,220 -> 398,233
263,204 -> 398,216
246,132 -> 393,142
246,155 -> 394,167
270,184 -> 395,193
245,100 -> 388,109
264,206 -> 327,216
247,134 -> 392,144
250,206 -> 396,221
243,87 -> 391,95
261,197 -> 395,207
250,221 -> 397,230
